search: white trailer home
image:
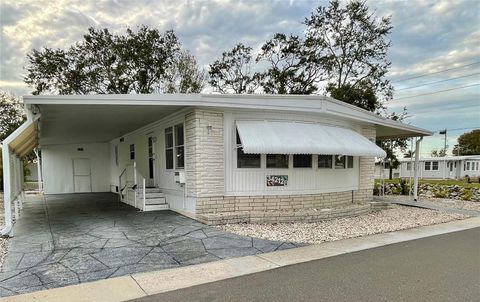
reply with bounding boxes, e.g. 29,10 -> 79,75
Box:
1,94 -> 432,233
398,155 -> 480,180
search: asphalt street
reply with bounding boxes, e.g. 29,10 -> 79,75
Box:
131,227 -> 480,302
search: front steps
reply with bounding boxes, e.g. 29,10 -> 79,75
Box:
141,188 -> 169,211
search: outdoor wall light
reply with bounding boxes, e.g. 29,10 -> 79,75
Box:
206,124 -> 213,135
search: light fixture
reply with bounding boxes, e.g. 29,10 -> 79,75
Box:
206,124 -> 213,134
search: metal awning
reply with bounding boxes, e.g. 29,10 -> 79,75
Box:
9,120 -> 38,157
236,120 -> 386,157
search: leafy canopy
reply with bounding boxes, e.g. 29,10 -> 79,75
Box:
25,26 -> 205,95
453,130 -> 480,156
0,91 -> 25,141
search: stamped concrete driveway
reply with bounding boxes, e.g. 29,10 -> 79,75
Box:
0,193 -> 301,297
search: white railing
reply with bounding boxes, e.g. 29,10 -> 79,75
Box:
133,162 -> 146,210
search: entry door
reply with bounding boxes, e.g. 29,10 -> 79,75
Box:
147,136 -> 157,187
73,158 -> 92,193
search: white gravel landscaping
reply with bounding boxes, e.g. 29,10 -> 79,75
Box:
378,195 -> 480,212
0,193 -> 8,269
217,205 -> 467,245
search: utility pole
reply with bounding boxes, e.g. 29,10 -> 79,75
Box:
439,129 -> 447,155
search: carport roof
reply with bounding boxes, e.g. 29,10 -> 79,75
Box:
23,93 -> 433,145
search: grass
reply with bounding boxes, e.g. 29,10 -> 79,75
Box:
375,178 -> 480,189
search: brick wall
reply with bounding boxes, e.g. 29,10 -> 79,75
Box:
185,109 -> 224,198
196,191 -> 358,214
353,127 -> 376,203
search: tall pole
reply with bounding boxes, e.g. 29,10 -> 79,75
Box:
413,137 -> 423,201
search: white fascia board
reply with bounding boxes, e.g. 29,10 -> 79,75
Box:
23,93 -> 432,137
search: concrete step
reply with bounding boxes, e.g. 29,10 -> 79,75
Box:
145,192 -> 165,198
144,204 -> 169,211
145,197 -> 167,205
145,187 -> 161,193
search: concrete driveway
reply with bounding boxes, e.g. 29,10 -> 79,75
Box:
0,193 -> 301,297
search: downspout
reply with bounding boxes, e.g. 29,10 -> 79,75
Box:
413,136 -> 423,201
34,148 -> 43,192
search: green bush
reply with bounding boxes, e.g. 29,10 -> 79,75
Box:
462,189 -> 473,201
432,185 -> 449,198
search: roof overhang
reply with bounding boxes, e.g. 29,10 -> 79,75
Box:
4,119 -> 39,157
23,94 -> 433,144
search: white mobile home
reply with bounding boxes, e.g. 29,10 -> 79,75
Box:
398,155 -> 480,180
2,94 -> 432,231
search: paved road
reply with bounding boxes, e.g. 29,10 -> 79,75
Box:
132,228 -> 480,302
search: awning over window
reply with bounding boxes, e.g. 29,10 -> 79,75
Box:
9,121 -> 38,157
236,120 -> 386,157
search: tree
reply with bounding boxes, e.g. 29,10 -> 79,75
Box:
431,149 -> 447,157
452,130 -> 480,155
164,50 -> 206,93
256,33 -> 324,94
403,150 -> 413,158
0,91 -> 25,141
376,109 -> 408,179
25,26 -> 204,95
208,43 -> 260,94
304,0 -> 393,112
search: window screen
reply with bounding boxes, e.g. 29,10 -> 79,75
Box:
347,156 -> 354,168
318,155 -> 332,168
267,154 -> 289,168
293,154 -> 312,168
237,131 -> 260,168
335,155 -> 346,169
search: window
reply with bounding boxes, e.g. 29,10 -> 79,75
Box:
347,156 -> 354,168
237,131 -> 260,168
432,161 -> 439,170
425,162 -> 431,170
175,123 -> 184,169
335,155 -> 346,169
267,154 -> 289,168
114,145 -> 119,166
293,154 -> 312,168
406,162 -> 412,171
318,155 -> 333,168
477,162 -> 479,171
165,127 -> 174,169
466,162 -> 471,171
165,124 -> 185,170
129,144 -> 135,160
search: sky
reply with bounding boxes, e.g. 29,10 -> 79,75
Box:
1,0 -> 479,156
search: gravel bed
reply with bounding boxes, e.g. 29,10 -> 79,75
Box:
379,195 -> 480,212
0,193 -> 8,269
217,205 -> 467,245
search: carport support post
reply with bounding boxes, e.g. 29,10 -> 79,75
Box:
413,137 -> 423,201
1,144 -> 13,235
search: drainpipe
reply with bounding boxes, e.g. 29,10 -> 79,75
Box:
413,136 -> 423,201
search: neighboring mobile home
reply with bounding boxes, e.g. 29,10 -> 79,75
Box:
1,94 -> 432,233
398,155 -> 480,180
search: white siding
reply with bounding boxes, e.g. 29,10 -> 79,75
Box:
224,111 -> 361,195
42,143 -> 110,194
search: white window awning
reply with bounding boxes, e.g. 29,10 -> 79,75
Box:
236,120 -> 386,157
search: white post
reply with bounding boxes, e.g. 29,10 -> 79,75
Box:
1,145 -> 13,235
142,178 -> 146,211
133,162 -> 137,208
34,148 -> 43,192
413,137 -> 423,201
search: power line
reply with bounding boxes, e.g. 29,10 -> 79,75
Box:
396,73 -> 480,91
391,62 -> 480,83
393,83 -> 479,101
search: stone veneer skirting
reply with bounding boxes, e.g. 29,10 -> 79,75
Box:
196,204 -> 372,225
194,189 -> 374,225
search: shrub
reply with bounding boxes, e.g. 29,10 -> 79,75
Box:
432,185 -> 449,198
462,189 -> 473,201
